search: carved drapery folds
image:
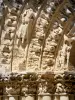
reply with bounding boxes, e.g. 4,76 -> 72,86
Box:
56,36 -> 71,69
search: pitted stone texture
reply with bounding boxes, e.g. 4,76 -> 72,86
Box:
0,0 -> 75,72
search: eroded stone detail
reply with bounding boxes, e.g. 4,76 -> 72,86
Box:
0,72 -> 74,95
0,1 -> 75,97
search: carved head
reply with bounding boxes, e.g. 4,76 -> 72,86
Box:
56,83 -> 65,93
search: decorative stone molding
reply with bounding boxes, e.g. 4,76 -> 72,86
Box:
0,0 -> 75,97
0,72 -> 74,95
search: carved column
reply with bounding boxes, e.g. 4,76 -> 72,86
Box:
38,95 -> 52,100
21,86 -> 28,100
0,97 -> 1,100
26,96 -> 35,100
24,83 -> 36,100
64,72 -> 75,100
42,95 -> 52,100
54,95 -> 60,100
69,95 -> 74,100
21,96 -> 26,100
60,95 -> 69,100
38,95 -> 42,100
5,86 -> 19,100
38,73 -> 55,100
9,96 -> 18,100
4,96 -> 9,100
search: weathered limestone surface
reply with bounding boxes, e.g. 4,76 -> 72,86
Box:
0,0 -> 75,98
0,72 -> 74,98
0,0 -> 75,72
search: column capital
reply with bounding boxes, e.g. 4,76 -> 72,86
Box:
0,72 -> 74,94
38,72 -> 55,94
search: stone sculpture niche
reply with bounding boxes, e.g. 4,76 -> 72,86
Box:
56,35 -> 73,70
69,41 -> 75,70
16,9 -> 35,48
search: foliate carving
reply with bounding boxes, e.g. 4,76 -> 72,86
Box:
47,58 -> 55,66
0,72 -> 74,94
21,85 -> 29,96
22,73 -> 38,94
56,83 -> 66,93
56,34 -> 72,70
38,81 -> 48,94
38,72 -> 55,94
5,86 -> 20,95
63,72 -> 75,93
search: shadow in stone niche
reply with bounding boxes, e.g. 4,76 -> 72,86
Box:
19,60 -> 26,71
69,41 -> 75,70
17,37 -> 27,49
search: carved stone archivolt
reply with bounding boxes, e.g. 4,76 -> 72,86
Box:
0,0 -> 75,72
0,0 -> 75,97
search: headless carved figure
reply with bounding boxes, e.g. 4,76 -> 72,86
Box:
59,40 -> 71,69
58,46 -> 66,68
17,10 -> 35,48
56,33 -> 74,69
26,13 -> 35,44
17,12 -> 27,47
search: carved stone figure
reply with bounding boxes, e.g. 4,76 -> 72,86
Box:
38,82 -> 47,94
56,83 -> 66,93
59,46 -> 67,68
16,12 -> 27,46
0,0 -> 75,97
17,9 -> 35,47
56,35 -> 72,69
